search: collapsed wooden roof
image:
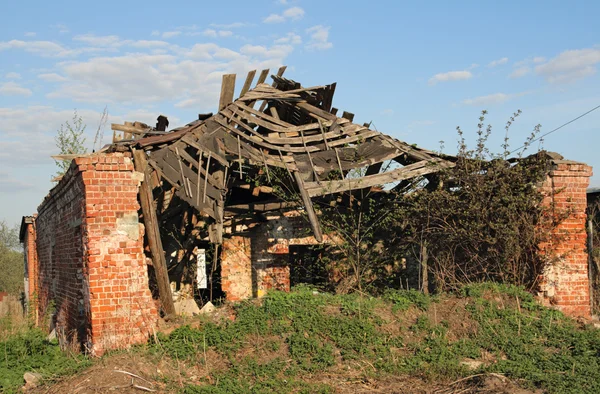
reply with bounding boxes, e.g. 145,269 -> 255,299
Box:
109,67 -> 455,243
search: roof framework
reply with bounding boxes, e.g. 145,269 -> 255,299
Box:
108,67 -> 455,243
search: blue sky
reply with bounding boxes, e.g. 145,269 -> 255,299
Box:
1,0 -> 599,226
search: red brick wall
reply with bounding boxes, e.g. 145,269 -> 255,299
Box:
36,153 -> 158,355
221,236 -> 252,301
22,221 -> 38,307
539,160 -> 593,318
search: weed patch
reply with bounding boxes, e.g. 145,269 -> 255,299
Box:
0,327 -> 91,393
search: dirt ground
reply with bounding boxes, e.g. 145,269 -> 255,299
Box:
27,351 -> 540,394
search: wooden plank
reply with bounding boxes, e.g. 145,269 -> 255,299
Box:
365,162 -> 383,176
341,111 -> 355,122
219,74 -> 236,111
167,144 -> 222,189
239,70 -> 256,98
234,102 -> 294,128
256,69 -> 270,85
180,134 -> 229,167
157,149 -> 222,201
275,65 -> 287,79
296,102 -> 338,121
174,147 -> 190,197
321,83 -> 336,112
293,172 -> 323,242
258,66 -> 288,112
301,130 -> 319,181
225,201 -> 298,214
132,149 -> 175,316
214,115 -> 323,154
214,123 -> 299,170
327,130 -> 381,148
148,159 -> 179,188
305,159 -> 455,197
226,107 -> 323,135
111,123 -> 152,134
318,119 -> 330,150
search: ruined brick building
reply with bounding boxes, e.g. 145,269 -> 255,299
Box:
20,68 -> 595,355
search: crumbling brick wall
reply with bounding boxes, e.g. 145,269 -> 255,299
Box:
539,160 -> 593,318
35,153 -> 158,355
221,213 -> 327,301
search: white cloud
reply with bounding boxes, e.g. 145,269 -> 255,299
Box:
462,92 -> 528,106
38,73 -> 68,82
44,40 -> 294,106
51,24 -> 69,34
5,72 -> 21,79
203,29 -> 218,38
274,33 -> 302,45
533,56 -> 546,63
0,82 -> 32,96
202,29 -> 233,38
129,40 -> 171,49
263,14 -> 286,23
305,25 -> 332,50
24,32 -> 36,37
283,6 -> 305,20
240,44 -> 293,59
509,66 -> 530,79
209,22 -> 251,29
428,70 -> 472,85
487,57 -> 508,67
264,6 -> 304,23
0,40 -> 69,57
535,48 -> 600,83
162,31 -> 181,39
151,30 -> 160,36
73,34 -> 121,47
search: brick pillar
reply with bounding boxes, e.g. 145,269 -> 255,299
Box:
539,160 -> 593,318
79,154 -> 158,355
21,218 -> 38,305
221,236 -> 252,301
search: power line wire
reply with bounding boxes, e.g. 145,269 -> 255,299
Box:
510,104 -> 600,155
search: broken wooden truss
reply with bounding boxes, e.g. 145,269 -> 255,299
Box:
109,66 -> 455,243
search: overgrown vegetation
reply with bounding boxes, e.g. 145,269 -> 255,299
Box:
261,110 -> 559,294
0,220 -> 23,294
0,320 -> 91,393
1,285 -> 598,393
145,285 -> 600,393
397,111 -> 557,291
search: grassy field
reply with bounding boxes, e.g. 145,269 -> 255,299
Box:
1,284 -> 599,393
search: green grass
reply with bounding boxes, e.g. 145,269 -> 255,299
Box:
2,284 -> 599,393
0,324 -> 91,394
150,284 -> 600,394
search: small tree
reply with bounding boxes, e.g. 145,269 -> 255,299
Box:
54,110 -> 87,177
0,220 -> 23,294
